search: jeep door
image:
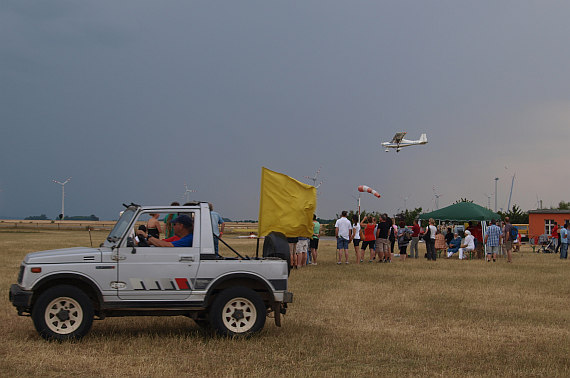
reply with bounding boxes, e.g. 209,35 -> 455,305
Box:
116,210 -> 201,301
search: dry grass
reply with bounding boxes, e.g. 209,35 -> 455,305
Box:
1,230 -> 569,377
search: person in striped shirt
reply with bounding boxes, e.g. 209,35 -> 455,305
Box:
484,219 -> 502,262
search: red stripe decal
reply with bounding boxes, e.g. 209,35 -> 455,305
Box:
175,278 -> 190,290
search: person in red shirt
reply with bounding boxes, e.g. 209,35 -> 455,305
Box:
409,219 -> 421,259
360,216 -> 377,262
467,221 -> 484,259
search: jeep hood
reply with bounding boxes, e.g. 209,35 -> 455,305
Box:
24,247 -> 102,264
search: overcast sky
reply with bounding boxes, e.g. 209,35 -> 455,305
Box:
1,1 -> 569,221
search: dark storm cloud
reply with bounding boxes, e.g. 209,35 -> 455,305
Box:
2,1 -> 570,220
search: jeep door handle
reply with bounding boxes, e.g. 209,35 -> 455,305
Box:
179,256 -> 194,262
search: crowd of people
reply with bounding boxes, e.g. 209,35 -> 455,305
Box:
132,204 -> 569,265
333,211 -> 412,264
314,212 -> 531,265
288,214 -> 321,269
549,221 -> 569,259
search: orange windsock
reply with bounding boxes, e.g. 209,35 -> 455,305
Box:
357,185 -> 381,198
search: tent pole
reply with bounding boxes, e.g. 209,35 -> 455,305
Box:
482,221 -> 487,258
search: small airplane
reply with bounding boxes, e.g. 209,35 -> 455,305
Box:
381,132 -> 428,152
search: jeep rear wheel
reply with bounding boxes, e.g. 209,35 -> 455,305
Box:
209,287 -> 266,337
32,285 -> 94,341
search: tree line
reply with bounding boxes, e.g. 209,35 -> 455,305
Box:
24,214 -> 100,221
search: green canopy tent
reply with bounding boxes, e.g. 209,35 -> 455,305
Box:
419,202 -> 500,257
418,202 -> 500,222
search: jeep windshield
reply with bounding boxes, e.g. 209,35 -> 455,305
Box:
105,208 -> 137,246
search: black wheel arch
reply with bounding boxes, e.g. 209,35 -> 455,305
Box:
204,273 -> 275,308
31,273 -> 103,315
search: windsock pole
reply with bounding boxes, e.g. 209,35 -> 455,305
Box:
358,195 -> 361,223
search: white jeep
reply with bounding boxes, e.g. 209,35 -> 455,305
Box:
9,202 -> 292,340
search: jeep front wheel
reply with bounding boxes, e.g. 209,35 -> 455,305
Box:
209,287 -> 266,337
32,285 -> 94,341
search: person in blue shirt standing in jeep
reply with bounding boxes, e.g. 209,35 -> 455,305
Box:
146,214 -> 193,247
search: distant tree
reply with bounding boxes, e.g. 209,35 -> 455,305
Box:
454,198 -> 473,204
497,204 -> 528,224
63,215 -> 100,221
24,214 -> 48,220
558,201 -> 570,210
394,207 -> 423,225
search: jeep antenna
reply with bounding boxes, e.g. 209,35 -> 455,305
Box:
52,177 -> 71,220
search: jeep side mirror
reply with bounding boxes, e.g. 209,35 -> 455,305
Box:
126,237 -> 135,248
126,237 -> 137,254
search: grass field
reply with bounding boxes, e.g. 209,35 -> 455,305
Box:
1,229 -> 569,377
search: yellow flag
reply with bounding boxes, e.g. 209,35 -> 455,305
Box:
258,167 -> 317,237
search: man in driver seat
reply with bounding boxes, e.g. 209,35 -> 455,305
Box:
147,214 -> 193,247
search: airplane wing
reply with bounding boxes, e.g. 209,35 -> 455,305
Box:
390,132 -> 406,143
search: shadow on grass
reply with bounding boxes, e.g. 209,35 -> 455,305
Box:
88,317 -> 213,340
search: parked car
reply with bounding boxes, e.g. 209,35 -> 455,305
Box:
9,202 -> 293,340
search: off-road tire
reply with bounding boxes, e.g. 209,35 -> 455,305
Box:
32,285 -> 94,341
208,287 -> 266,337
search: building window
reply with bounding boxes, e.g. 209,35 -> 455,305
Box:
545,219 -> 554,235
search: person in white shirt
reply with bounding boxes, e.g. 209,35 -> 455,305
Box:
352,215 -> 362,263
459,230 -> 475,260
335,211 -> 353,264
425,218 -> 438,261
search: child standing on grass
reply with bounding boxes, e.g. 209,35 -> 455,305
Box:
434,229 -> 447,259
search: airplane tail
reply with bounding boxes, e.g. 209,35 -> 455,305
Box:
419,133 -> 427,143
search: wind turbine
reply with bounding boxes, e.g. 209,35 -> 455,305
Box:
304,167 -> 323,189
433,186 -> 443,209
401,194 -> 411,210
182,184 -> 196,203
52,177 -> 71,220
506,173 -> 516,212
